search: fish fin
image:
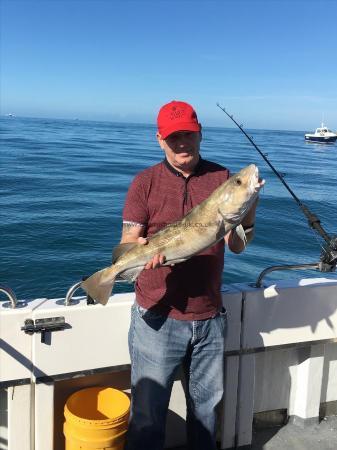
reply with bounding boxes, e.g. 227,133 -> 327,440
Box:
215,210 -> 226,241
118,267 -> 143,282
163,258 -> 187,265
81,267 -> 117,305
112,242 -> 138,264
235,224 -> 247,247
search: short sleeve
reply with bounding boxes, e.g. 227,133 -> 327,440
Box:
122,174 -> 149,226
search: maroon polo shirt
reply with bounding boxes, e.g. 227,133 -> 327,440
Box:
122,157 -> 230,320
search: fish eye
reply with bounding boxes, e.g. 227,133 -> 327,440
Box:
235,178 -> 242,186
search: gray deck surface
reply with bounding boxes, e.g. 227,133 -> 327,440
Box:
250,416 -> 337,449
173,416 -> 337,449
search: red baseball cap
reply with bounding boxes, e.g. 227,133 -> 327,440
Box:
157,100 -> 201,139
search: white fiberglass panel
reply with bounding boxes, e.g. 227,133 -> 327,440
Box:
31,293 -> 133,378
0,298 -> 47,383
241,278 -> 337,349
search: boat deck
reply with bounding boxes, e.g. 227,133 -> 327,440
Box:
173,416 -> 337,449
250,416 -> 337,449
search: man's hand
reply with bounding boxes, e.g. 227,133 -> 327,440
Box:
137,237 -> 166,269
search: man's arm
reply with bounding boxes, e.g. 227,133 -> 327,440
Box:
120,222 -> 145,244
120,223 -> 164,269
225,197 -> 258,254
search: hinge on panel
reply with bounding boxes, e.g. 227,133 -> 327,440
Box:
21,317 -> 67,343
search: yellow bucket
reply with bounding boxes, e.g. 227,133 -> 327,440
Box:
64,386 -> 130,450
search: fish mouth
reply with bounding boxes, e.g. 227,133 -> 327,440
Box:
249,165 -> 265,193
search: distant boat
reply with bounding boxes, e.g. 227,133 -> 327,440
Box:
305,123 -> 337,143
5,113 -> 15,117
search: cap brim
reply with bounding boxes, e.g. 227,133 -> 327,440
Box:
160,122 -> 201,139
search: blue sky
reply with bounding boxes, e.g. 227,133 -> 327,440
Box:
1,0 -> 337,130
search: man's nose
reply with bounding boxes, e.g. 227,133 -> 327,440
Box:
178,136 -> 189,147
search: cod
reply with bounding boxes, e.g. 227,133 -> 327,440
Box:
82,164 -> 263,305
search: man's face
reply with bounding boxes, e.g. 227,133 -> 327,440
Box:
157,131 -> 201,174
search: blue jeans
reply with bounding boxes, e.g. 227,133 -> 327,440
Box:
126,302 -> 227,450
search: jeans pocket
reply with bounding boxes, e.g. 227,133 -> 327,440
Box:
136,304 -> 162,319
136,304 -> 147,318
136,304 -> 167,331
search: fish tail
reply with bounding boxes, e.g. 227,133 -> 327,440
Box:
81,266 -> 118,305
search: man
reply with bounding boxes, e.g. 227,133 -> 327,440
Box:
123,101 -> 259,450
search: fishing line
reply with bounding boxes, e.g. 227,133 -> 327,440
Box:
217,103 -> 337,270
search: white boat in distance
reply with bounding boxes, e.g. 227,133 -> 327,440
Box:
305,123 -> 337,143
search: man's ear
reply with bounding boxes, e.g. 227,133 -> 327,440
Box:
199,131 -> 202,142
156,132 -> 165,149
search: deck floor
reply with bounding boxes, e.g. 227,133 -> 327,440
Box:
250,416 -> 337,449
172,416 -> 337,449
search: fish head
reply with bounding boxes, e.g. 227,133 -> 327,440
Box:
219,164 -> 263,222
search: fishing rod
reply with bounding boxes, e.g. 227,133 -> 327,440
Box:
217,103 -> 337,272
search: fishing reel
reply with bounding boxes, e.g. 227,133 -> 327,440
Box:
319,236 -> 337,272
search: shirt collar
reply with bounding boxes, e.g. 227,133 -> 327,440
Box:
163,156 -> 203,178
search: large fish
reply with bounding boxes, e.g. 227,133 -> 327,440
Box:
82,164 -> 264,305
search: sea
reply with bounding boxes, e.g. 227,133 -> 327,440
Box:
1,116 -> 337,301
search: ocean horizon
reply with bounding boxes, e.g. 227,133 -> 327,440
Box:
1,114 -> 315,134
